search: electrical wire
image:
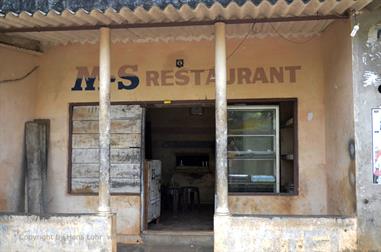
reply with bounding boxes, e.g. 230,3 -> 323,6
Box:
127,29 -> 143,40
269,23 -> 317,44
226,20 -> 318,59
227,23 -> 256,60
0,66 -> 39,84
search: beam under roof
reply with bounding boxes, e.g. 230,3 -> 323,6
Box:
0,14 -> 348,33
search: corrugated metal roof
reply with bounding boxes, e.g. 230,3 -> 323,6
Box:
0,0 -> 373,46
8,21 -> 332,46
0,0 -> 371,14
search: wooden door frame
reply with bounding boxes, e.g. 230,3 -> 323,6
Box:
137,98 -> 298,231
140,100 -> 214,232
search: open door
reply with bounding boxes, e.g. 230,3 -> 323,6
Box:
143,160 -> 162,229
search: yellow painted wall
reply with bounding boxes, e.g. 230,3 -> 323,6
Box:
322,20 -> 356,215
0,47 -> 38,211
0,21 -> 355,235
34,34 -> 326,223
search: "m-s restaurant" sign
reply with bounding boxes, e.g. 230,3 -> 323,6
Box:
71,65 -> 302,91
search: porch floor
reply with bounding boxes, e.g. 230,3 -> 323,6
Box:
148,204 -> 214,231
118,229 -> 213,252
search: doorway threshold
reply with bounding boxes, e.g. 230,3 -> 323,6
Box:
141,230 -> 213,247
142,230 -> 213,235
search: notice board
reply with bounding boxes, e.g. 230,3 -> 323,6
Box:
372,108 -> 381,184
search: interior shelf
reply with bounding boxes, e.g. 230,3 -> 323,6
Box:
228,134 -> 276,137
228,151 -> 276,160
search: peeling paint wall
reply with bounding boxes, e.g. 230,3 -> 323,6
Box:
225,37 -> 328,214
321,20 -> 356,216
0,25 -> 357,236
214,215 -> 357,252
352,6 -> 381,250
0,213 -> 116,252
33,37 -> 328,222
0,47 -> 38,212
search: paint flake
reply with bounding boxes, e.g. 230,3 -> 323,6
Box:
363,71 -> 381,87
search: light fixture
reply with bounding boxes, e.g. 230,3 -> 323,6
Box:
176,59 -> 184,68
351,24 -> 360,37
351,11 -> 360,38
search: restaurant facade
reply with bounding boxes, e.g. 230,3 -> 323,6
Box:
0,0 -> 380,251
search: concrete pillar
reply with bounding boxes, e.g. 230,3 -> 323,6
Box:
98,27 -> 111,213
214,22 -> 230,216
352,7 -> 381,250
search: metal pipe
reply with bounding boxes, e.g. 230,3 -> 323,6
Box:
215,22 -> 229,216
98,27 -> 111,214
0,14 -> 348,33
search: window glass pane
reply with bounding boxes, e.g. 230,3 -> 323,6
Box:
227,106 -> 278,193
228,159 -> 275,175
228,110 -> 275,135
228,136 -> 274,153
228,159 -> 276,193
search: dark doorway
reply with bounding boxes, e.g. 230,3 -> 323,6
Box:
145,105 -> 215,231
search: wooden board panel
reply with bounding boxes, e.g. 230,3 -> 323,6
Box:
72,148 -> 140,164
73,120 -> 141,134
72,164 -> 140,178
70,104 -> 143,194
71,178 -> 140,194
72,133 -> 141,148
72,105 -> 142,121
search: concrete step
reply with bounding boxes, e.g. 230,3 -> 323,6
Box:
141,230 -> 214,247
117,244 -> 213,252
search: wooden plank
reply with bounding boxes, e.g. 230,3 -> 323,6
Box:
73,120 -> 98,134
111,178 -> 140,193
72,163 -> 140,178
110,133 -> 140,148
73,120 -> 141,134
35,120 -> 49,214
25,122 -> 43,214
72,148 -> 141,164
72,105 -> 142,121
72,133 -> 141,148
71,178 -> 140,194
25,120 -> 49,214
